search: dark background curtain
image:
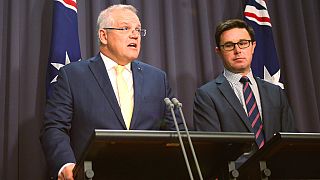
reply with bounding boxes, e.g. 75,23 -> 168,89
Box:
1,0 -> 319,179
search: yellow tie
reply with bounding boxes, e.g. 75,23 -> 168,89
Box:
115,65 -> 133,129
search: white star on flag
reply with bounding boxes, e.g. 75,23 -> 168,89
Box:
50,51 -> 71,83
264,66 -> 284,89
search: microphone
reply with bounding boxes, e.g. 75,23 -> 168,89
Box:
171,98 -> 203,180
164,98 -> 194,180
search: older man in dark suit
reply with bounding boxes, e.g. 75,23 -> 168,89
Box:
41,4 -> 181,180
193,19 -> 295,149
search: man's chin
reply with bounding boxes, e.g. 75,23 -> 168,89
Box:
128,54 -> 139,60
123,57 -> 137,64
227,66 -> 249,74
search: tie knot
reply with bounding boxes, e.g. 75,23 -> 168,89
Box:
239,76 -> 250,84
116,65 -> 125,74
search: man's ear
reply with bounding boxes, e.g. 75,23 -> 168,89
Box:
215,47 -> 222,57
99,29 -> 108,44
251,41 -> 256,54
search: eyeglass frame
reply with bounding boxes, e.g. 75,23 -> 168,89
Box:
103,27 -> 147,37
219,40 -> 253,51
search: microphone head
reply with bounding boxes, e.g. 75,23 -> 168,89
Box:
164,98 -> 174,109
171,98 -> 182,108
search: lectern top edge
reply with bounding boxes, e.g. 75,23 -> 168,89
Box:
275,132 -> 320,141
94,129 -> 255,142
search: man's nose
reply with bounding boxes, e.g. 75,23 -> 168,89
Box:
130,29 -> 139,38
233,44 -> 242,53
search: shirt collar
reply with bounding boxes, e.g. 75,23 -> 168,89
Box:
223,68 -> 255,84
100,52 -> 131,72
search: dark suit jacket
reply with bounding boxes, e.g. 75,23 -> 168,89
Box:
41,54 -> 180,178
193,74 -> 295,142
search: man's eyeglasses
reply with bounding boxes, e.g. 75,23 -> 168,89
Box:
103,27 -> 147,37
219,40 -> 252,51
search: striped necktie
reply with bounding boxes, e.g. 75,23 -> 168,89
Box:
115,65 -> 133,129
240,76 -> 265,149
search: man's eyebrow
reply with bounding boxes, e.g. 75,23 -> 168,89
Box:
222,39 -> 249,43
221,41 -> 234,44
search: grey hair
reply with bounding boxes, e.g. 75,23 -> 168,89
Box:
96,4 -> 138,42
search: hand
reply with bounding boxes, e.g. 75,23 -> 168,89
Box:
58,163 -> 75,180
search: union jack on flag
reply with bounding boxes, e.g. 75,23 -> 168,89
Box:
244,0 -> 283,88
46,0 -> 81,97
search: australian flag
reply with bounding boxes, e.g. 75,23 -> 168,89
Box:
46,0 -> 81,97
244,0 -> 283,88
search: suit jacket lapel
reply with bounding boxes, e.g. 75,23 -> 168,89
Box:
129,61 -> 143,129
88,55 -> 126,128
216,74 -> 254,132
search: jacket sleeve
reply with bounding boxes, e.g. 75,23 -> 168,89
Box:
40,67 -> 76,179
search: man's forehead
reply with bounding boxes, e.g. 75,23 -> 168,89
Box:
113,11 -> 140,25
221,28 -> 250,41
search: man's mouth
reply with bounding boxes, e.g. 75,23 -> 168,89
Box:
128,43 -> 137,48
234,57 -> 244,61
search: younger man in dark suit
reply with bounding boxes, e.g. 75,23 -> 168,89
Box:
41,4 -> 181,180
193,19 -> 295,149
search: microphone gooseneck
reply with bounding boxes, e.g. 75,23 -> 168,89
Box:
171,98 -> 203,180
164,98 -> 194,180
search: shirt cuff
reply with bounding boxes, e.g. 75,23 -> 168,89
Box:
58,163 -> 76,177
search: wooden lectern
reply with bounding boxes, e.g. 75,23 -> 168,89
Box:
73,130 -> 254,180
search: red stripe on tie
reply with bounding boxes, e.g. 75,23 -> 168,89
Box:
248,102 -> 257,116
259,140 -> 265,149
252,113 -> 260,128
243,82 -> 249,92
246,91 -> 253,105
255,124 -> 263,138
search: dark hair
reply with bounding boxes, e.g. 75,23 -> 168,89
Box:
215,19 -> 255,48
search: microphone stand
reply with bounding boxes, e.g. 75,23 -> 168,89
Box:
164,98 -> 194,180
172,98 -> 203,180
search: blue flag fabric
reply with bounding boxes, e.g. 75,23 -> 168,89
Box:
244,0 -> 283,88
46,0 -> 81,97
